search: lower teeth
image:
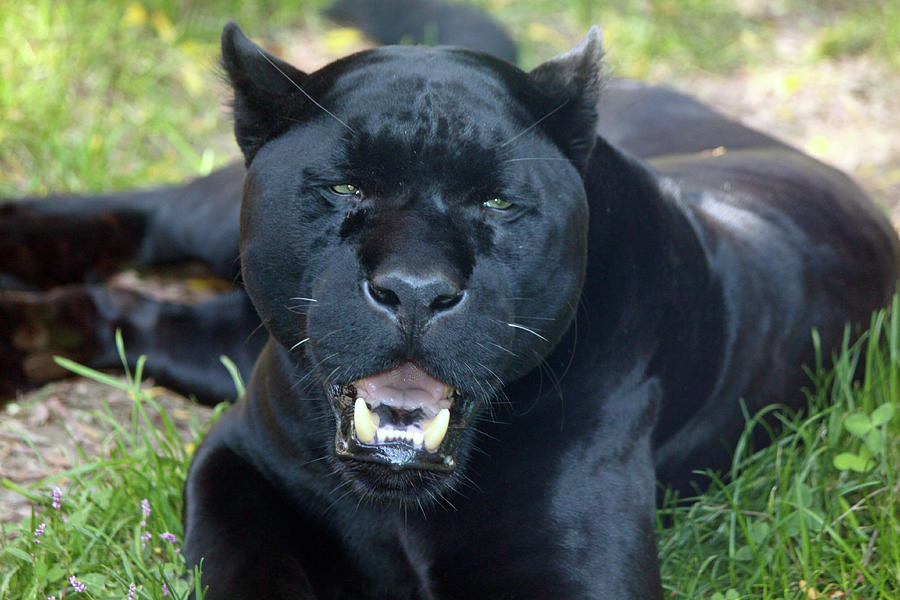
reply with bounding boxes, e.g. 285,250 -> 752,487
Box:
352,399 -> 450,451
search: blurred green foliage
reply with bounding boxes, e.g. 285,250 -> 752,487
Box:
0,0 -> 896,195
0,0 -> 330,195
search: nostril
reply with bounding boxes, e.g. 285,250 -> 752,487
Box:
366,280 -> 401,308
429,291 -> 464,312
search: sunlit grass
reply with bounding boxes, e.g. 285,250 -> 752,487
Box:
0,335 -> 229,599
659,296 -> 900,599
804,0 -> 900,67
0,0 -> 330,196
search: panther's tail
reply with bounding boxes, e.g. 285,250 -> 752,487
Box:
326,0 -> 517,63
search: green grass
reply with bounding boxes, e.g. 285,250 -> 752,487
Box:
658,296 -> 900,599
0,335 -> 229,599
0,0 -> 331,196
497,0 -> 766,77
799,0 -> 900,67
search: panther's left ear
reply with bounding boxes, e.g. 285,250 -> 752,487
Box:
527,27 -> 604,172
221,22 -> 311,165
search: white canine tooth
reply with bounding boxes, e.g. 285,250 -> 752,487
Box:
354,398 -> 378,444
423,408 -> 450,451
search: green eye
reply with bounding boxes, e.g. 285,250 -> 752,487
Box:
330,183 -> 360,196
483,198 -> 513,210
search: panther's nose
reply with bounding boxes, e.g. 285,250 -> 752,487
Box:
365,271 -> 465,326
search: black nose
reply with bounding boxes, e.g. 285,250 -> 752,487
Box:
365,271 -> 465,324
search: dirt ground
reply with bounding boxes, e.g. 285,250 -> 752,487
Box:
2,25 -> 899,525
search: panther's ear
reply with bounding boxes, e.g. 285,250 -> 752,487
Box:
221,22 -> 310,164
527,27 -> 604,172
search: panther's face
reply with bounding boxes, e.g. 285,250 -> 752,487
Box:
223,24 -> 603,501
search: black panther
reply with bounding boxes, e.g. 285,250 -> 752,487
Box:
2,2 -> 897,598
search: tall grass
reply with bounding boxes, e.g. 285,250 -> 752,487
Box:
659,295 -> 900,599
0,0 -> 331,196
0,335 -> 228,599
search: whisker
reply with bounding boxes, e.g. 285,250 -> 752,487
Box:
256,49 -> 356,135
317,327 -> 349,343
322,365 -> 342,387
242,321 -> 267,348
325,485 -> 358,513
507,322 -> 549,342
290,352 -> 339,391
435,489 -> 458,512
296,455 -> 329,469
511,315 -> 556,321
476,340 -> 519,358
455,471 -> 482,493
497,99 -> 569,148
290,337 -> 310,351
503,157 -> 572,163
475,360 -> 504,388
468,423 -> 501,442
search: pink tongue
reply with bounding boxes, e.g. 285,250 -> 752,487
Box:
358,362 -> 448,411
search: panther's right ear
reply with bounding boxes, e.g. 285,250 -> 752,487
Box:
221,22 -> 310,164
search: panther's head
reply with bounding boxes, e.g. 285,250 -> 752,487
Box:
222,23 -> 603,502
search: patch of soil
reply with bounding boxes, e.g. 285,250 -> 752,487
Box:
0,379 -> 211,525
675,57 -> 900,227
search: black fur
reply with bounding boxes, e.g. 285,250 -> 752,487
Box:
2,2 -> 898,598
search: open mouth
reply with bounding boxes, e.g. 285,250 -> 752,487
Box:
328,361 -> 474,472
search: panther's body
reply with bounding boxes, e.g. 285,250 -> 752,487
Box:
1,3 -> 897,598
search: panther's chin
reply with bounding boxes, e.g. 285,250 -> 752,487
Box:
326,361 -> 478,501
332,453 -> 464,503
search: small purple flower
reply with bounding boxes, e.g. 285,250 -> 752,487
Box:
128,583 -> 137,599
51,487 -> 62,510
46,596 -> 57,600
68,575 -> 86,593
33,523 -> 46,543
160,531 -> 177,544
161,582 -> 170,596
141,530 -> 152,547
140,499 -> 151,526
